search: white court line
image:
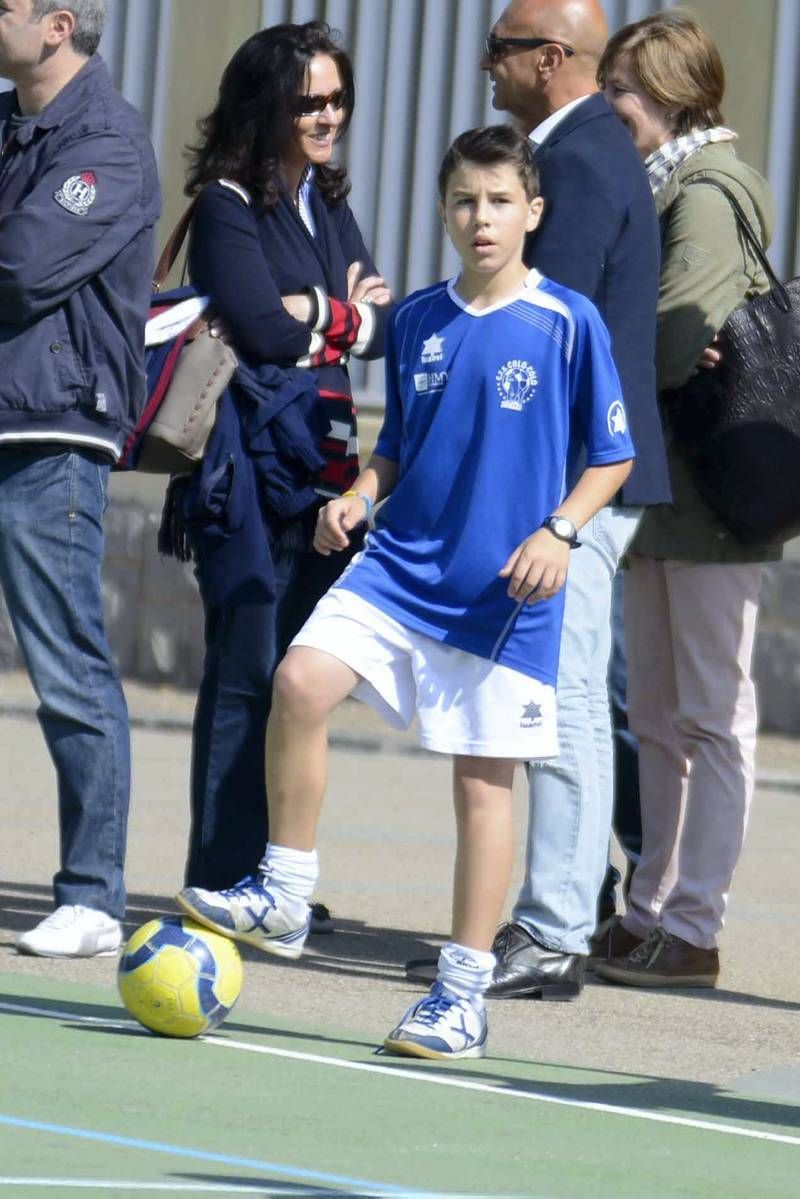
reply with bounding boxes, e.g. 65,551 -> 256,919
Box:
0,1183 -> 516,1199
2,999 -> 799,1149
0,1182 -> 512,1199
0,1183 -> 327,1194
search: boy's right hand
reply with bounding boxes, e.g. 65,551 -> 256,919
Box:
314,495 -> 369,556
499,528 -> 571,603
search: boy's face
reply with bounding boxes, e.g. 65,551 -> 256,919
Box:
439,161 -> 544,277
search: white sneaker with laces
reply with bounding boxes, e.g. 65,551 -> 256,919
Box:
384,981 -> 488,1060
176,875 -> 309,958
17,905 -> 122,958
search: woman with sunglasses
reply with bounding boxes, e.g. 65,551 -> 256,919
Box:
181,21 -> 390,900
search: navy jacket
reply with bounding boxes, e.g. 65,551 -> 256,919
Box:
178,361 -> 329,606
0,55 -> 161,460
527,93 -> 670,506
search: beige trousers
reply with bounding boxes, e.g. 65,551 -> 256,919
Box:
623,554 -> 763,949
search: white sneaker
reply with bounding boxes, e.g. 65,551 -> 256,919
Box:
384,982 -> 488,1060
176,875 -> 310,958
17,905 -> 122,958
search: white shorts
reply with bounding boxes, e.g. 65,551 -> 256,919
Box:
290,587 -> 558,760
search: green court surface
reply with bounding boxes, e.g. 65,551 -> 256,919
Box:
0,971 -> 798,1198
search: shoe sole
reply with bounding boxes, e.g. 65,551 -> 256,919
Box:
487,981 -> 582,1001
595,967 -> 718,988
16,943 -> 120,958
175,894 -> 305,960
383,1036 -> 487,1060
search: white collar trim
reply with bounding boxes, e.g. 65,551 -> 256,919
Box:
447,269 -> 543,316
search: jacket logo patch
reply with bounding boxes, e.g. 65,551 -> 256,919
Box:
54,171 -> 97,215
680,242 -> 709,269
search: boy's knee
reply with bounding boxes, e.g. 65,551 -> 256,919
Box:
272,653 -> 327,722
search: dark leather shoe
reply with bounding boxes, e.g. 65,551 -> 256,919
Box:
594,927 -> 719,988
486,922 -> 585,1000
587,916 -> 644,969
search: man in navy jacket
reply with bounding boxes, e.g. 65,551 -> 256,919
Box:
406,0 -> 669,998
0,0 -> 160,956
483,0 -> 670,999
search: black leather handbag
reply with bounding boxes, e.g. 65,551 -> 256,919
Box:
664,177 -> 800,545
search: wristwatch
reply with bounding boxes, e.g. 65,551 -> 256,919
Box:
541,515 -> 581,548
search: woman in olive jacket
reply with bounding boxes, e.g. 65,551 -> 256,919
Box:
593,11 -> 780,987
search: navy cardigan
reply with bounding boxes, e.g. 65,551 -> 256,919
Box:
189,179 -> 387,494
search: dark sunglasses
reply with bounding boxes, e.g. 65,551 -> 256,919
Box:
484,34 -> 575,62
292,87 -> 348,116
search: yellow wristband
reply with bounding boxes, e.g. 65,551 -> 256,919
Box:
342,489 -> 373,519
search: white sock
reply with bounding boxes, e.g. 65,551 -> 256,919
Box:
257,843 -> 318,903
437,942 -> 496,1007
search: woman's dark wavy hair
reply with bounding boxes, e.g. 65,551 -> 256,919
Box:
185,21 -> 354,206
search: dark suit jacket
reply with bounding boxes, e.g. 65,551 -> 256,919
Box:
526,93 -> 670,506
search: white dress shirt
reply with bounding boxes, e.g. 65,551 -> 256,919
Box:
528,94 -> 593,149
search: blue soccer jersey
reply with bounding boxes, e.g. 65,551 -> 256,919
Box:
336,269 -> 635,686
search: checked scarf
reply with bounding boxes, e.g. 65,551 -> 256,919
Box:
645,126 -> 737,195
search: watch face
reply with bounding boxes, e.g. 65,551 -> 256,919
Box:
551,517 -> 574,538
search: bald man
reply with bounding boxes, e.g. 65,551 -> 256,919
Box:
407,0 -> 669,1000
485,0 -> 670,1000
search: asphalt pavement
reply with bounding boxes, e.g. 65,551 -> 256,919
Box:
1,669 -> 799,1101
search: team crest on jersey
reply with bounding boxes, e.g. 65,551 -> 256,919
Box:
607,400 -> 628,436
497,359 -> 538,411
420,332 -> 445,364
54,171 -> 97,215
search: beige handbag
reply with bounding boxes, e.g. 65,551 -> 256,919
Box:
123,197 -> 237,474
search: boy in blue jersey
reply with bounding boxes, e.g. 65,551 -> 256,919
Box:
178,126 -> 634,1060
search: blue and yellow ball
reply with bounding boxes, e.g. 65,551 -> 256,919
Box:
118,916 -> 243,1038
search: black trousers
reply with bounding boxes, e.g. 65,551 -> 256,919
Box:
598,571 -> 642,921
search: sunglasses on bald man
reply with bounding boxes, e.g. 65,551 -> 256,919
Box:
484,34 -> 575,62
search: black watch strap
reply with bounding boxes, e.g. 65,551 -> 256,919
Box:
541,515 -> 581,548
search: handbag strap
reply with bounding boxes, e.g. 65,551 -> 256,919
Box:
685,175 -> 790,312
153,197 -> 199,292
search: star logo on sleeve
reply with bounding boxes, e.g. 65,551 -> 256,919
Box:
421,332 -> 445,363
607,400 -> 628,436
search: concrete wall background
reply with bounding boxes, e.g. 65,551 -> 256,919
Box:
2,0 -> 800,731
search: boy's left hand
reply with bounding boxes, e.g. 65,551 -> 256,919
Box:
499,530 -> 571,604
314,495 -> 369,556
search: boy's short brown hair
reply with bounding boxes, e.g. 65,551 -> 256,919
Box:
438,126 -> 540,203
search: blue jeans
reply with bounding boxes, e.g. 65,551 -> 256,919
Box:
513,506 -> 641,955
0,447 -> 130,919
186,527 -> 362,890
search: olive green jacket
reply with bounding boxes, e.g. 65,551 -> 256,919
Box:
631,141 -> 783,564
